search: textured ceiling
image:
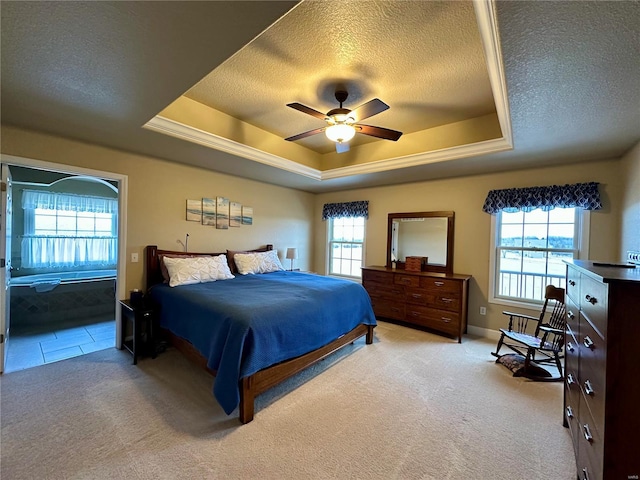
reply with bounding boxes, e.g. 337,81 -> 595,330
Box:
184,0 -> 496,154
1,1 -> 639,193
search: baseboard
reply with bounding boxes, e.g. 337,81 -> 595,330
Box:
466,325 -> 501,341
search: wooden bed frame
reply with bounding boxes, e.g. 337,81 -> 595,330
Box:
145,245 -> 374,423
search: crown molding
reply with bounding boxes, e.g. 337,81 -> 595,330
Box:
320,137 -> 512,180
146,114 -> 512,182
474,0 -> 513,147
143,116 -> 322,181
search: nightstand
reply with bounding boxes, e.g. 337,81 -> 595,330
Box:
120,299 -> 156,365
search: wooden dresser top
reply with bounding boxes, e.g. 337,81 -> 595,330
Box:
362,265 -> 472,281
566,259 -> 640,284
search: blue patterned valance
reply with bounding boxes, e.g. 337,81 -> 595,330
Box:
483,182 -> 602,214
322,201 -> 369,220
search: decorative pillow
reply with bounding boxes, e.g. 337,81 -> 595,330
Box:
162,256 -> 202,287
226,248 -> 272,273
159,254 -> 197,282
162,255 -> 235,287
198,254 -> 235,282
234,249 -> 284,275
226,250 -> 248,274
496,354 -> 552,379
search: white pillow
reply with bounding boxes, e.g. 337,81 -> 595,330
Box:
163,255 -> 235,287
234,249 -> 285,275
198,254 -> 235,282
162,256 -> 202,287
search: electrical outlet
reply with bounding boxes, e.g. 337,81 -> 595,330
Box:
131,252 -> 139,263
479,306 -> 487,315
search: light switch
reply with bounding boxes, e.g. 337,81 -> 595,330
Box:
131,253 -> 139,263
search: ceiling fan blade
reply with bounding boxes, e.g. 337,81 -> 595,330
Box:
335,142 -> 350,154
356,124 -> 403,141
284,127 -> 326,142
286,103 -> 327,120
350,98 -> 389,122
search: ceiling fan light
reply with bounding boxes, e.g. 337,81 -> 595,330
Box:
326,124 -> 356,143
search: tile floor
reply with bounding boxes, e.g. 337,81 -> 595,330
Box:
5,319 -> 115,373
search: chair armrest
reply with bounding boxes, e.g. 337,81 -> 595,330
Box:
539,325 -> 564,335
502,311 -> 540,322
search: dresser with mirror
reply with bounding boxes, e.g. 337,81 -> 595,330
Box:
362,211 -> 472,342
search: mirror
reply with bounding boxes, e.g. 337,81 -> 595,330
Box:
386,211 -> 455,274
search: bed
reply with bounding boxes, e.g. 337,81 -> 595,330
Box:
144,244 -> 376,423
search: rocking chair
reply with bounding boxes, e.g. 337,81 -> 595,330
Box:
491,285 -> 566,381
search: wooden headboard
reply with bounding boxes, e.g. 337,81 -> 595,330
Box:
144,244 -> 274,291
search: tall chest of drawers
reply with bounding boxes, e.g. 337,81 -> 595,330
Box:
563,260 -> 640,480
361,266 -> 471,342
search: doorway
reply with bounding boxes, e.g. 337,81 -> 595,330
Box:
0,155 -> 128,374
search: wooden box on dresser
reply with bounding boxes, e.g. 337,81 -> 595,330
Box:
563,260 -> 640,480
361,266 -> 471,343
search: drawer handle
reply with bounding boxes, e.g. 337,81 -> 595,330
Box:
441,297 -> 453,303
569,280 -> 576,287
585,294 -> 597,305
391,307 -> 400,312
567,311 -> 576,320
401,278 -> 410,284
567,373 -> 575,385
584,380 -> 594,396
567,342 -> 575,352
441,317 -> 452,323
566,405 -> 574,419
581,468 -> 589,480
411,312 -> 420,317
411,294 -> 422,299
434,281 -> 444,286
582,424 -> 593,443
583,336 -> 594,350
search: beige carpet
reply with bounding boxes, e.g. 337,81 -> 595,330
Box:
1,321 -> 575,479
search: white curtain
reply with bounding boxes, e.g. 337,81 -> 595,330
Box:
22,190 -> 118,213
21,237 -> 117,268
21,190 -> 118,268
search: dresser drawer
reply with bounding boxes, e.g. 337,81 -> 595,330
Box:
365,282 -> 404,299
394,274 -> 419,288
362,269 -> 393,284
578,317 -> 605,436
566,265 -> 581,304
565,327 -> 580,397
420,277 -> 460,293
566,296 -> 580,339
580,275 -> 607,339
405,305 -> 459,334
405,289 -> 461,312
564,389 -> 580,450
370,298 -> 405,321
577,394 -> 604,479
405,288 -> 429,306
430,292 -> 460,312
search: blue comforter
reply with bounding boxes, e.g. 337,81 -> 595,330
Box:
148,271 -> 376,414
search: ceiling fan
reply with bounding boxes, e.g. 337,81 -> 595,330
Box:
284,90 -> 403,153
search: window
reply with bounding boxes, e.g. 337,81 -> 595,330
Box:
491,207 -> 586,305
328,216 -> 365,278
33,209 -> 114,237
484,182 -> 600,306
21,190 -> 118,268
